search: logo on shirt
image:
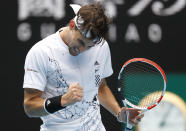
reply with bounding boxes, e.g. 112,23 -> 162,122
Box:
26,68 -> 38,73
94,61 -> 100,66
95,69 -> 99,73
94,61 -> 101,87
46,99 -> 51,105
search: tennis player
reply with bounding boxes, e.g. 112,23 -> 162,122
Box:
23,3 -> 143,131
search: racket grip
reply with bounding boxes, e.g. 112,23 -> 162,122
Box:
125,127 -> 132,131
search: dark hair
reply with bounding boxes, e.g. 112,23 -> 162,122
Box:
76,3 -> 111,40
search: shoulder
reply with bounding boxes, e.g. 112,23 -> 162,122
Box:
95,40 -> 110,50
26,41 -> 46,59
97,40 -> 111,55
26,33 -> 57,57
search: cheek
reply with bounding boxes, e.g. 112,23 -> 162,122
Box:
69,31 -> 78,43
69,37 -> 78,47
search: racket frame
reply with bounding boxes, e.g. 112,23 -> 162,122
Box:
118,58 -> 167,130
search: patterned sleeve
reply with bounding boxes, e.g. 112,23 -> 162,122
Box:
23,44 -> 47,91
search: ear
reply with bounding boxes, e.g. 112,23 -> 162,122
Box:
69,20 -> 75,29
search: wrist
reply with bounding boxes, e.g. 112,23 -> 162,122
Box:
115,108 -> 127,123
44,95 -> 66,114
61,95 -> 67,107
113,108 -> 122,122
116,110 -> 122,122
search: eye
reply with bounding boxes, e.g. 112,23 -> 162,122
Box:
78,39 -> 85,46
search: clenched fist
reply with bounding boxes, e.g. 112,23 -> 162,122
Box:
61,83 -> 83,106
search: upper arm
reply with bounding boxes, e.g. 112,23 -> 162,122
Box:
23,88 -> 47,117
23,45 -> 47,91
102,43 -> 113,78
99,79 -> 108,92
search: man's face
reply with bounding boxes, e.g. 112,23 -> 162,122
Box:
68,29 -> 96,56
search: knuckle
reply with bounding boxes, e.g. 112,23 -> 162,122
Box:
72,88 -> 75,92
73,92 -> 76,96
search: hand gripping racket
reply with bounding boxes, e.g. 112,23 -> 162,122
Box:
118,58 -> 167,131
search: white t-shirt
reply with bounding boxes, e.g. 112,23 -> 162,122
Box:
23,30 -> 113,131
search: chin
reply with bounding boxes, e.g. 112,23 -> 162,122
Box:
70,53 -> 79,56
69,51 -> 79,56
69,48 -> 80,56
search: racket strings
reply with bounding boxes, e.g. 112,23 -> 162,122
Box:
126,61 -> 160,75
120,61 -> 164,108
122,74 -> 162,107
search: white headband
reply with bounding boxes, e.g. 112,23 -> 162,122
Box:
69,4 -> 85,33
69,4 -> 81,15
69,4 -> 103,43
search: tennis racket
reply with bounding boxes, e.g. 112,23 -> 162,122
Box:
118,58 -> 167,131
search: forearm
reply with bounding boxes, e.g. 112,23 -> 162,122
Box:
24,88 -> 49,117
24,96 -> 48,117
98,80 -> 121,116
24,83 -> 83,118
